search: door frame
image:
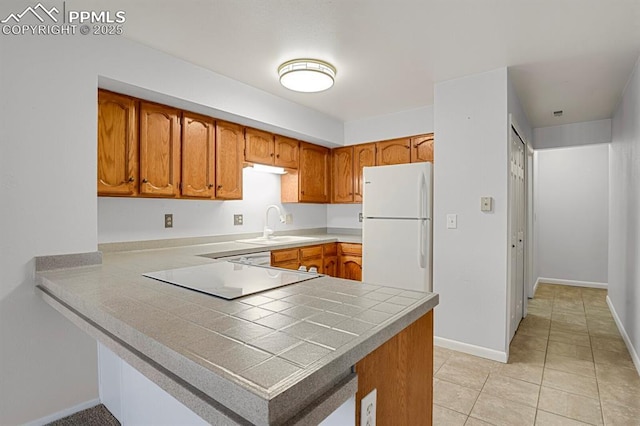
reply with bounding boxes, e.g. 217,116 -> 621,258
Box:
506,114 -> 531,352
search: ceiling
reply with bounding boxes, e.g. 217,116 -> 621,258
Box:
85,0 -> 640,128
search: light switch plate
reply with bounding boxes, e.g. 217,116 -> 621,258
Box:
360,388 -> 377,426
481,197 -> 493,212
285,213 -> 293,224
446,214 -> 457,229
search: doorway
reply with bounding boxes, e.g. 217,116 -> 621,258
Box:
508,125 -> 526,342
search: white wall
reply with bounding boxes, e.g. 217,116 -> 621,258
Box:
609,55 -> 640,369
508,71 -> 533,143
534,119 -> 612,150
0,29 -> 344,424
534,144 -> 609,285
343,105 -> 434,145
326,204 -> 363,230
433,68 -> 510,359
99,168 -> 327,243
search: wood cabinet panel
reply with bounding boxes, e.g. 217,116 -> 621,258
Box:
139,102 -> 181,197
332,146 -> 354,203
338,256 -> 362,281
353,143 -> 376,203
355,311 -> 433,426
338,243 -> 362,256
323,243 -> 337,257
323,256 -> 338,277
274,136 -> 299,169
215,121 -> 244,200
296,142 -> 330,203
273,260 -> 300,271
245,128 -> 274,165
411,134 -> 434,163
271,248 -> 299,264
376,138 -> 411,166
300,245 -> 323,259
300,256 -> 323,274
181,112 -> 215,198
97,90 -> 138,196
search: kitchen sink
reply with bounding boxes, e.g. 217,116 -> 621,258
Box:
235,236 -> 319,245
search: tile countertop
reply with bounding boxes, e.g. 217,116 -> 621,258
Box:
36,234 -> 438,426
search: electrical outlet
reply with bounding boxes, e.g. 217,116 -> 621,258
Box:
360,388 -> 377,426
481,196 -> 493,212
234,214 -> 243,226
285,213 -> 293,224
358,212 -> 363,223
164,214 -> 173,228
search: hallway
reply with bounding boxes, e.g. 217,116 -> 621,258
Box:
433,284 -> 640,425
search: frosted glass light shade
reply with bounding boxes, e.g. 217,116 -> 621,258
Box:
278,59 -> 336,93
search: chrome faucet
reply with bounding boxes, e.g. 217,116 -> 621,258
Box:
263,205 -> 286,239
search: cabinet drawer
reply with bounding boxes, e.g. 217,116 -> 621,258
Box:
338,243 -> 362,256
271,248 -> 299,263
323,243 -> 337,256
300,245 -> 323,259
273,260 -> 300,271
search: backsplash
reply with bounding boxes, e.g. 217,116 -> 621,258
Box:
98,168 -> 328,243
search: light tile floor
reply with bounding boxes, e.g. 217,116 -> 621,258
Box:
433,284 -> 640,425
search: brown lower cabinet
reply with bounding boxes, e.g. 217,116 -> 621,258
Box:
270,242 -> 362,281
355,310 -> 433,425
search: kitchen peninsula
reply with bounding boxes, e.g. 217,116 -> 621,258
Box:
36,235 -> 438,425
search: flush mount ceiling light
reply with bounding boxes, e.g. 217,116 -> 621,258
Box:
278,59 -> 336,93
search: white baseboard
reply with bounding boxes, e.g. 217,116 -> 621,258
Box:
23,398 -> 100,426
434,336 -> 508,363
533,278 -> 541,297
606,296 -> 640,376
536,277 -> 608,289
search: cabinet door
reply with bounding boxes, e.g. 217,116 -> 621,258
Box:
411,134 -> 434,163
97,90 -> 138,196
181,112 -> 215,198
323,256 -> 338,277
332,146 -> 354,203
215,121 -> 244,200
353,143 -> 376,203
274,136 -> 299,169
376,138 -> 411,166
245,128 -> 274,165
299,142 -> 330,203
339,255 -> 362,281
300,256 -> 323,274
139,102 -> 181,197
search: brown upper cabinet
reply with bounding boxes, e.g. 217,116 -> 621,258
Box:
411,134 -> 434,163
298,142 -> 330,203
139,102 -> 181,197
274,135 -> 299,169
332,146 -> 354,203
215,121 -> 244,200
97,90 -> 138,196
181,112 -> 215,198
282,142 -> 330,203
376,138 -> 411,165
353,143 -> 376,203
244,128 -> 274,165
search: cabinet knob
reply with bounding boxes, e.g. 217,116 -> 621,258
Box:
208,184 -> 214,188
301,191 -> 305,195
217,185 -> 223,189
128,177 -> 135,183
276,154 -> 280,158
142,178 -> 148,183
270,153 -> 274,157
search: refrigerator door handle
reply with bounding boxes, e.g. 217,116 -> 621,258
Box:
418,173 -> 427,269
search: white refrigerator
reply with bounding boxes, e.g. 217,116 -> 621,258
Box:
362,162 -> 433,292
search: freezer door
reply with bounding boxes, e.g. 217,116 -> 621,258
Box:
363,162 -> 431,219
362,218 -> 431,292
